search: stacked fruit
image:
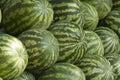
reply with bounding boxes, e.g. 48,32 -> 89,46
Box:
0,0 -> 120,80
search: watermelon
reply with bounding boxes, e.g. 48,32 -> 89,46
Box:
112,0 -> 120,10
18,28 -> 59,74
50,0 -> 85,27
48,21 -> 87,63
105,53 -> 120,80
0,33 -> 28,79
80,0 -> 113,19
82,2 -> 99,31
12,71 -> 35,80
84,30 -> 104,56
38,63 -> 86,80
1,0 -> 53,36
100,10 -> 120,38
95,27 -> 120,55
76,55 -> 114,80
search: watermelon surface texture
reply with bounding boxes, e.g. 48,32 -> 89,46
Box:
12,71 -> 35,80
80,0 -> 113,19
18,28 -> 59,74
48,21 -> 87,63
95,27 -> 120,55
0,33 -> 28,79
76,55 -> 114,80
1,0 -> 53,36
85,30 -> 104,56
38,63 -> 86,80
105,53 -> 120,80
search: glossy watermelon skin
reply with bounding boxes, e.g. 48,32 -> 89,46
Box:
76,55 -> 114,80
0,33 -> 28,80
12,71 -> 35,80
50,0 -> 85,27
1,0 -> 53,36
81,0 -> 113,19
48,21 -> 87,64
105,53 -> 120,80
85,31 -> 104,56
18,28 -> 59,74
83,2 -> 99,31
38,63 -> 86,80
95,27 -> 120,55
100,10 -> 120,38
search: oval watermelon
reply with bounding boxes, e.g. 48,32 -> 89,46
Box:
2,0 -> 53,36
0,33 -> 28,79
95,27 -> 120,55
50,0 -> 85,27
48,21 -> 87,63
38,63 -> 86,80
18,28 -> 59,74
12,71 -> 35,80
105,53 -> 120,80
81,0 -> 113,19
82,2 -> 99,31
76,55 -> 114,80
85,30 -> 104,56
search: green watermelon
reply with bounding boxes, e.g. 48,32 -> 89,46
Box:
48,21 -> 87,63
95,27 -> 120,55
18,28 -> 59,74
50,0 -> 85,27
0,33 -> 28,79
100,10 -> 120,38
12,71 -> 35,80
38,63 -> 86,80
1,0 -> 53,36
76,55 -> 114,80
105,53 -> 120,80
85,30 -> 104,56
82,2 -> 99,31
112,0 -> 120,10
81,0 -> 113,19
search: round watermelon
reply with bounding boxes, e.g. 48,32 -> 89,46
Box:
0,33 -> 28,79
50,0 -> 85,27
105,53 -> 120,80
85,30 -> 104,56
95,27 -> 120,55
82,2 -> 99,31
100,10 -> 120,38
81,0 -> 113,19
38,63 -> 86,80
1,0 -> 53,36
48,21 -> 87,63
12,71 -> 35,80
18,28 -> 59,74
76,55 -> 114,80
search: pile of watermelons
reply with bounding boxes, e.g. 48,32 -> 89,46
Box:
0,0 -> 120,80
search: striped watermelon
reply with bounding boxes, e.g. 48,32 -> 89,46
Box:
82,2 -> 99,31
95,27 -> 120,55
112,0 -> 120,10
48,21 -> 87,63
50,0 -> 85,27
12,71 -> 35,80
38,63 -> 86,80
105,53 -> 120,80
18,28 -> 59,74
100,10 -> 120,38
76,55 -> 114,80
1,0 -> 53,36
0,33 -> 28,79
85,31 -> 104,56
81,0 -> 113,19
